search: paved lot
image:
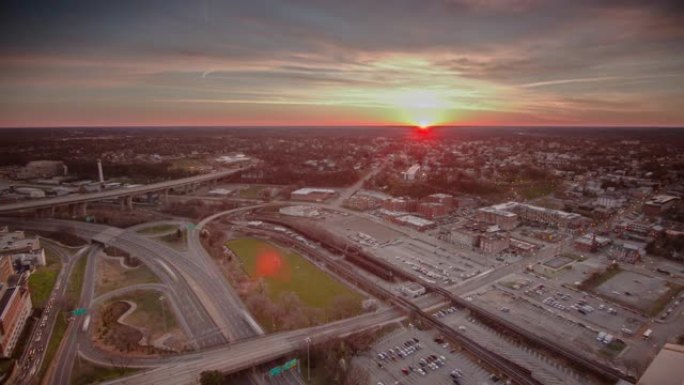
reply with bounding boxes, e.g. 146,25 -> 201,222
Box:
366,326 -> 494,385
596,270 -> 669,312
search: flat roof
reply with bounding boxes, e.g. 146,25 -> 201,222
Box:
638,343 -> 684,385
291,188 -> 336,195
396,215 -> 434,227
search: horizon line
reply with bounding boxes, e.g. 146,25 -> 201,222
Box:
1,124 -> 684,130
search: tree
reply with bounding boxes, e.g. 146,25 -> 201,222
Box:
199,370 -> 224,385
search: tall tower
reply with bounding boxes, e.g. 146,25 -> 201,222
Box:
97,159 -> 104,184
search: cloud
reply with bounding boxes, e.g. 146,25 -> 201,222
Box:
0,0 -> 683,126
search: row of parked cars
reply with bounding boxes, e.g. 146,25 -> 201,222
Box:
399,353 -> 448,377
433,306 -> 458,318
376,337 -> 421,361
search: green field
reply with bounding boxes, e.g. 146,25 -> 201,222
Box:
39,312 -> 68,381
95,258 -> 160,296
111,290 -> 177,331
225,238 -> 363,309
66,255 -> 88,306
239,185 -> 265,199
28,249 -> 62,308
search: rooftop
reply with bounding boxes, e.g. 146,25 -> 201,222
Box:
638,343 -> 684,385
291,187 -> 336,195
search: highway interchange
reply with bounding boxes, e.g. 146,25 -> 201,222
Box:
0,168 -> 635,385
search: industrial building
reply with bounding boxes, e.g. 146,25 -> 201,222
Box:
290,188 -> 337,202
17,160 -> 67,180
643,194 -> 680,216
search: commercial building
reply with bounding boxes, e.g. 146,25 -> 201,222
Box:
423,193 -> 456,209
0,228 -> 45,268
637,343 -> 684,385
476,206 -> 518,230
479,233 -> 510,254
0,285 -> 32,357
596,194 -> 624,209
509,237 -> 539,255
480,202 -> 587,230
442,228 -> 481,247
401,164 -> 422,182
643,194 -> 680,216
417,202 -> 450,219
574,233 -> 611,252
392,215 -> 435,231
382,198 -> 416,213
290,188 -> 337,202
608,241 -> 644,264
343,195 -> 382,211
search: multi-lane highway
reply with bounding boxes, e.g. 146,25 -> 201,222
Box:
0,218 -> 228,348
13,242 -> 93,385
0,165 -> 251,214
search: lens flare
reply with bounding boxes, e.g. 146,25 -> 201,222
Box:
255,248 -> 291,282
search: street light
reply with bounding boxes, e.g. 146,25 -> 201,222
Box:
305,337 -> 312,382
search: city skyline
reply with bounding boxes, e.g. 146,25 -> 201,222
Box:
1,0 -> 683,127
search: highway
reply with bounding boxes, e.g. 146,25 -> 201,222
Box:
47,245 -> 101,385
99,308 -> 404,385
0,218 -> 229,348
0,165 -> 251,213
13,242 -> 93,385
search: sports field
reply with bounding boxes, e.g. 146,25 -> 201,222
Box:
225,238 -> 363,309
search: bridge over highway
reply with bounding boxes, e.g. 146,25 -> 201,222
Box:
0,164 -> 251,215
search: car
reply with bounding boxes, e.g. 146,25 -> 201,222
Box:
417,368 -> 426,376
401,367 -> 410,375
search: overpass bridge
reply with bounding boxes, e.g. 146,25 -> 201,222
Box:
0,164 -> 252,216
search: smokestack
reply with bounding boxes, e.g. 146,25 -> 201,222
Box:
97,159 -> 104,184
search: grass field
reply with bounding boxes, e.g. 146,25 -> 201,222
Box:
66,256 -> 88,305
239,185 -> 265,199
95,258 -> 159,296
38,312 -> 68,381
71,357 -> 138,385
169,158 -> 205,171
28,249 -> 62,308
225,238 -> 363,309
112,290 -> 178,333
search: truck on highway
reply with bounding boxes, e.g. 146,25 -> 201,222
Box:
82,315 -> 91,332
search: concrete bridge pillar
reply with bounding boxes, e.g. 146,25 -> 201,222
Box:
68,203 -> 88,217
119,196 -> 133,210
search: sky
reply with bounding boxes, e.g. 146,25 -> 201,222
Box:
1,0 -> 683,127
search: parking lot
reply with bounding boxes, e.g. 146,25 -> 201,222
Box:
595,269 -> 670,313
366,325 -> 495,385
431,304 -> 596,385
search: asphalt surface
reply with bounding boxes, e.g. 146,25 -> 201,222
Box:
13,242 -> 93,385
0,165 -> 252,213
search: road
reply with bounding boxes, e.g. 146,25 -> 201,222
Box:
100,308 -> 404,385
13,242 -> 93,385
47,244 -> 100,385
0,164 -> 251,213
329,161 -> 387,208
